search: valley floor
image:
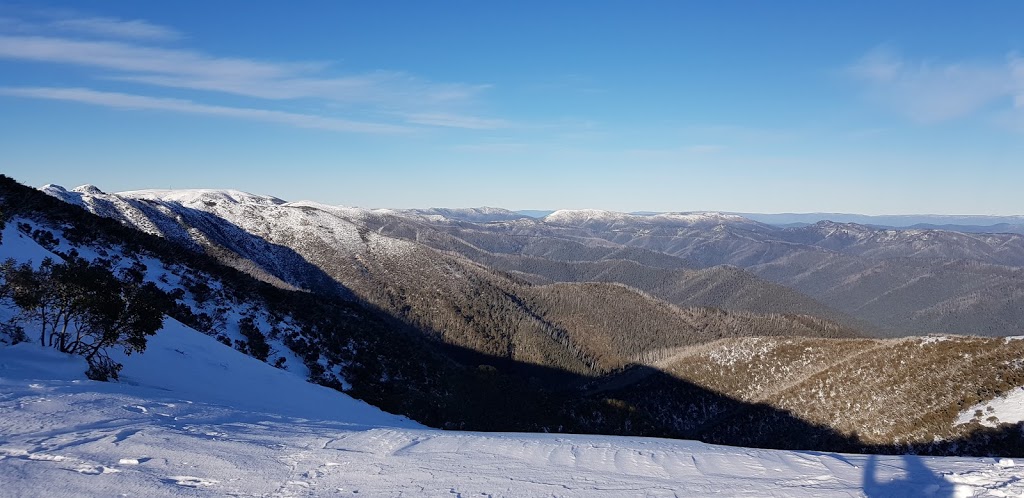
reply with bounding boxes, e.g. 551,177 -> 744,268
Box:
1,325 -> 1021,497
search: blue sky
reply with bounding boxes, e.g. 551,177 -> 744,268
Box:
1,1 -> 1023,214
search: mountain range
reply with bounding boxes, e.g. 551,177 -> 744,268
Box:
518,210 -> 1024,234
57,184 -> 1024,337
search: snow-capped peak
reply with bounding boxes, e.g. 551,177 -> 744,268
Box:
72,184 -> 106,196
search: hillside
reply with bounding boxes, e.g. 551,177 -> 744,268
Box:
592,336 -> 1024,453
523,282 -> 855,372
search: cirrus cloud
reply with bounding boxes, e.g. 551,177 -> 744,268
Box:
0,86 -> 412,134
0,12 -> 506,133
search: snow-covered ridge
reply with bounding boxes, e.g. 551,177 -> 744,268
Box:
118,187 -> 287,206
652,211 -> 750,223
402,207 -> 527,223
544,209 -> 631,224
43,184 -> 288,208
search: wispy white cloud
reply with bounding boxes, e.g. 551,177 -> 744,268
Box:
0,35 -> 327,89
847,47 -> 1023,123
0,34 -> 494,123
0,87 -> 411,134
108,71 -> 487,107
0,12 -> 505,132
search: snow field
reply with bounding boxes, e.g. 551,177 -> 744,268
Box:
2,334 -> 1023,497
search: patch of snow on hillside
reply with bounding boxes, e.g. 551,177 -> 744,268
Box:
955,387 -> 1024,428
706,338 -> 778,367
919,336 -> 953,346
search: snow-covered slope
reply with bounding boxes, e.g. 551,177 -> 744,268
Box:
2,335 -> 1022,497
